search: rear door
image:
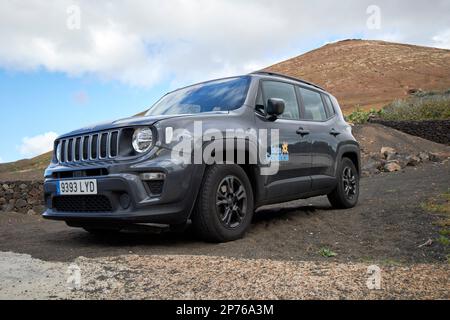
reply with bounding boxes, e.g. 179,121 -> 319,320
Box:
255,80 -> 312,201
297,86 -> 338,191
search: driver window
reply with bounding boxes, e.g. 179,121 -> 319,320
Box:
262,81 -> 300,120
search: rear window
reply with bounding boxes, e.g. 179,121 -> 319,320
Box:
299,87 -> 327,121
323,94 -> 336,117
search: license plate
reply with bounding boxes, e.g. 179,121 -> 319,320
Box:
57,179 -> 98,195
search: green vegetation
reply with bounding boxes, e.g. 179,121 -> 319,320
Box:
345,89 -> 450,124
318,247 -> 337,258
438,235 -> 450,246
345,107 -> 384,124
421,190 -> 450,262
421,190 -> 450,217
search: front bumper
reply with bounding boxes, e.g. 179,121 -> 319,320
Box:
42,148 -> 204,225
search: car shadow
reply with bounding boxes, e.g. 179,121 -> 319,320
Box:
60,199 -> 334,249
253,203 -> 332,224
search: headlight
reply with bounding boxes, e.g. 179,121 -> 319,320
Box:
132,128 -> 153,153
56,141 -> 62,162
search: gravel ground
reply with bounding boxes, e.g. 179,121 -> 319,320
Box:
0,252 -> 448,300
72,255 -> 450,300
0,252 -> 69,300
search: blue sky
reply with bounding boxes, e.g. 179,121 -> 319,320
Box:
0,0 -> 448,163
0,69 -> 169,162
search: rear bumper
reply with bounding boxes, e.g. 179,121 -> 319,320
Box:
42,153 -> 205,225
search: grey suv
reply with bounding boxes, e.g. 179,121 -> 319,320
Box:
43,72 -> 360,242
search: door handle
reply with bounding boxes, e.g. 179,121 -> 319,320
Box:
329,128 -> 341,137
296,128 -> 310,136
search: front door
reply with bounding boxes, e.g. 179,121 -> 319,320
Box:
255,80 -> 312,201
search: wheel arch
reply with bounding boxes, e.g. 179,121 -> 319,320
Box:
335,142 -> 361,176
200,138 -> 264,207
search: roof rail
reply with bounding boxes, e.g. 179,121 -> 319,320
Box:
250,71 -> 325,91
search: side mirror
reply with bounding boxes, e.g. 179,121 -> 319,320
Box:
266,98 -> 285,119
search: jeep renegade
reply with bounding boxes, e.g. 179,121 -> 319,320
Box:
43,72 -> 360,242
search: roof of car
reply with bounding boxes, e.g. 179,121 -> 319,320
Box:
250,71 -> 325,91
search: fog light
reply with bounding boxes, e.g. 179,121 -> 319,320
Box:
119,193 -> 131,210
140,173 -> 166,181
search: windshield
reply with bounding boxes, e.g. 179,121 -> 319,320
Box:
145,76 -> 250,116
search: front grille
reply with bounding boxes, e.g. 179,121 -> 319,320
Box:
53,195 -> 113,213
57,130 -> 121,164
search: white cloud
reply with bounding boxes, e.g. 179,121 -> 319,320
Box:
0,0 -> 449,88
0,156 -> 4,164
18,132 -> 58,158
432,29 -> 450,49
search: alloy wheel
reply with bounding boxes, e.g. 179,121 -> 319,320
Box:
342,167 -> 357,200
216,175 -> 248,229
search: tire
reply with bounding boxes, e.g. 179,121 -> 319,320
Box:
327,157 -> 359,209
192,165 -> 254,242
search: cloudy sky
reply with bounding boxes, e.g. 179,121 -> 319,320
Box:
0,0 -> 449,163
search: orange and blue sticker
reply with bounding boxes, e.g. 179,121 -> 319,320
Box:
267,142 -> 289,162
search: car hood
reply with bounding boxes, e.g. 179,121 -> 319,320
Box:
57,111 -> 230,139
58,114 -> 181,139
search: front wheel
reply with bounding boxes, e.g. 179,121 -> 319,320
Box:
327,157 -> 359,209
192,165 -> 254,242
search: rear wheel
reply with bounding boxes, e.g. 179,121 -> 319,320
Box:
192,165 -> 254,242
327,157 -> 359,209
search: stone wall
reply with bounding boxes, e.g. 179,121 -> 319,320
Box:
0,181 -> 45,215
368,119 -> 450,146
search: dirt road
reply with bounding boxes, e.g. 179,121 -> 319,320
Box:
0,161 -> 449,299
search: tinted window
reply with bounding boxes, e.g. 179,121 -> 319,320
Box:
299,87 -> 327,121
262,81 -> 299,120
323,94 -> 336,117
146,76 -> 250,116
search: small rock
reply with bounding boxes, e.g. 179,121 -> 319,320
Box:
27,209 -> 36,215
2,184 -> 9,190
362,157 -> 382,175
5,199 -> 15,212
384,161 -> 402,172
389,153 -> 409,168
381,147 -> 396,160
15,198 -> 27,209
418,152 -> 430,162
418,239 -> 433,248
29,189 -> 40,197
0,197 -> 5,206
429,153 -> 447,162
386,152 -> 397,161
19,183 -> 28,190
406,155 -> 421,166
33,205 -> 46,214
